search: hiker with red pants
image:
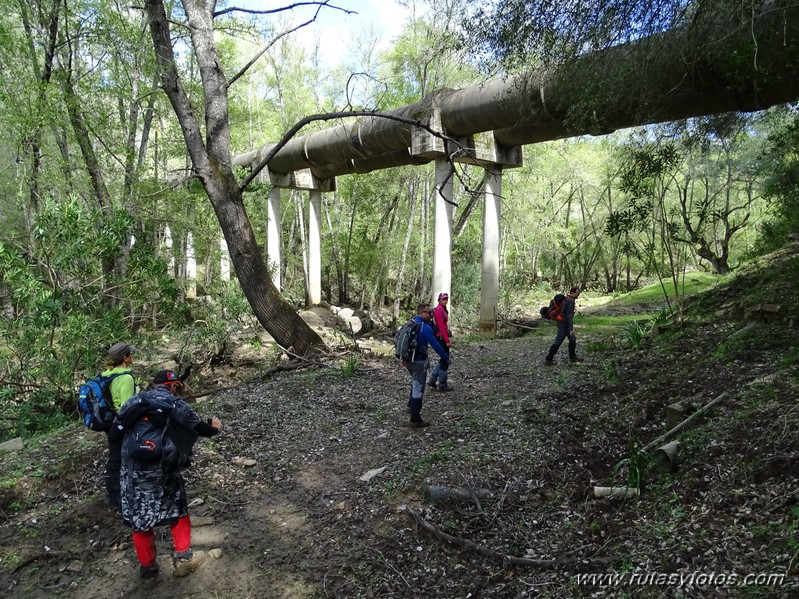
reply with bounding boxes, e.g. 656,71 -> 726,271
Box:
545,286 -> 584,365
115,369 -> 221,588
427,292 -> 453,392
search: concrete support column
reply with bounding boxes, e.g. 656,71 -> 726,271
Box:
186,232 -> 197,298
480,168 -> 502,331
308,190 -> 322,306
267,187 -> 282,290
432,158 -> 454,304
164,225 -> 174,273
220,237 -> 230,282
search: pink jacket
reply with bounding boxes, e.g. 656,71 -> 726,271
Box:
432,304 -> 450,347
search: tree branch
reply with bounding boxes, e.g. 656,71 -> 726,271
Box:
228,19 -> 316,88
213,1 -> 355,19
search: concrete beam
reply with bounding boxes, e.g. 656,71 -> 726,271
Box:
265,168 -> 336,192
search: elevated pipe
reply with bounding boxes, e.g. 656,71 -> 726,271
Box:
236,4 -> 799,179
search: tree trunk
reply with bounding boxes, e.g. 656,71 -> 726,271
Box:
145,0 -> 324,355
394,177 -> 418,320
17,0 -> 60,248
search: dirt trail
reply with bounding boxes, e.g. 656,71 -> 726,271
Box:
2,318 -> 798,598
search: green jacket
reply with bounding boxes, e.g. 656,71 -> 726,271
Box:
100,367 -> 138,409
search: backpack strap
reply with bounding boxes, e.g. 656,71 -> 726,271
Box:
102,372 -> 136,414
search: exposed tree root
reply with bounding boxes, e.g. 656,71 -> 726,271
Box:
402,505 -> 593,568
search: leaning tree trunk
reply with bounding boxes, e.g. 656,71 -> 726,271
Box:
146,0 -> 324,355
207,175 -> 324,353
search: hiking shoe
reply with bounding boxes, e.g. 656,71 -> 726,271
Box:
410,419 -> 430,429
569,355 -> 584,363
426,380 -> 437,389
140,563 -> 160,589
172,550 -> 206,577
437,383 -> 454,392
544,358 -> 554,366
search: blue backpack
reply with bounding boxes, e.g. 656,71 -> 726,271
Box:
77,373 -> 130,431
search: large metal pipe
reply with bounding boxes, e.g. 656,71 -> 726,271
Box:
236,3 -> 799,178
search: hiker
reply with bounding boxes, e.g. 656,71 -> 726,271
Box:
545,286 -> 583,365
116,369 -> 221,588
427,292 -> 453,392
103,342 -> 138,512
404,303 -> 451,428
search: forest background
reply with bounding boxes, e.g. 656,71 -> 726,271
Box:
1,0 -> 798,439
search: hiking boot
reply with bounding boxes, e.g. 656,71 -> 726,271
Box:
569,355 -> 584,363
172,550 -> 206,577
426,380 -> 437,389
437,383 -> 454,392
140,563 -> 160,589
544,358 -> 554,366
410,419 -> 430,429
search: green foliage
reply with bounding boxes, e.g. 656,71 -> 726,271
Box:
759,109 -> 799,252
778,346 -> 799,369
449,256 -> 481,329
462,0 -> 692,71
339,356 -> 358,378
713,335 -> 749,361
415,439 -> 455,470
0,550 -> 21,568
0,199 -> 181,438
622,319 -> 646,350
162,280 -> 263,366
622,310 -> 669,349
611,437 -> 653,489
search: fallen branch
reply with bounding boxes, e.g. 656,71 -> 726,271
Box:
457,470 -> 484,512
642,391 -> 728,453
402,505 -> 585,567
12,551 -> 64,574
496,316 -> 539,331
188,359 -> 313,400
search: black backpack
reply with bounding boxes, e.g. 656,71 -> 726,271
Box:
395,320 -> 423,361
120,392 -> 198,471
77,373 -> 131,431
540,293 -> 566,320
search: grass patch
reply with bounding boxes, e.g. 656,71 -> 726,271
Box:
580,314 -> 655,334
589,272 -> 719,309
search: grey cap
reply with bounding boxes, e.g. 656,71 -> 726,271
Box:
108,342 -> 134,364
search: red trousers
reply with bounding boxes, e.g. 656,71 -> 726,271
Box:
131,515 -> 191,567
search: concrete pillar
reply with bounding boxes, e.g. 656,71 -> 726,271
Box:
480,168 -> 502,331
164,225 -> 174,273
267,187 -> 281,290
186,232 -> 197,298
220,237 -> 230,282
432,158 -> 454,304
308,190 -> 322,306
